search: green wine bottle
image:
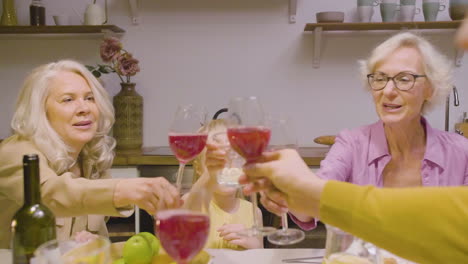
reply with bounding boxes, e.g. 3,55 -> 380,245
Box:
11,154 -> 56,264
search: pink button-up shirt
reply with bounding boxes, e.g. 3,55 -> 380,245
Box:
292,117 -> 468,230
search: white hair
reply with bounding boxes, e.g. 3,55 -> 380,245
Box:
359,32 -> 453,115
11,60 -> 116,176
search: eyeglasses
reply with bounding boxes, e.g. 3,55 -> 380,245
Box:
367,72 -> 427,91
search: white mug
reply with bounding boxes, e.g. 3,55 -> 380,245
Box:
399,5 -> 421,21
358,6 -> 375,22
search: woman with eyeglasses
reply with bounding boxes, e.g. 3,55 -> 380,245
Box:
259,32 -> 468,231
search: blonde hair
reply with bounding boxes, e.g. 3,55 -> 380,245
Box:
359,32 -> 453,115
11,60 -> 116,176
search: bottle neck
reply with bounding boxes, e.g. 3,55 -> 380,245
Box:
23,159 -> 41,205
30,0 -> 43,6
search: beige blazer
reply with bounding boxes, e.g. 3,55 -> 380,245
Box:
0,135 -> 133,248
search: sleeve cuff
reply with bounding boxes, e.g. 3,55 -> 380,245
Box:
289,212 -> 318,231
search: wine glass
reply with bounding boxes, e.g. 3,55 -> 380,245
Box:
155,189 -> 210,264
265,116 -> 306,246
225,96 -> 276,237
324,224 -> 380,264
212,131 -> 245,188
34,236 -> 111,264
168,104 -> 208,192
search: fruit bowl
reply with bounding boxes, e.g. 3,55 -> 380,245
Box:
316,11 -> 345,23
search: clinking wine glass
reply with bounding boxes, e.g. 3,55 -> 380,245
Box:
226,96 -> 276,237
265,116 -> 305,246
168,104 -> 208,192
155,189 -> 210,264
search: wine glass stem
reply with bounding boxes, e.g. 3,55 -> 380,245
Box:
281,212 -> 288,231
251,193 -> 259,230
175,163 -> 186,193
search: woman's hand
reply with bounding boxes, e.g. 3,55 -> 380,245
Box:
240,149 -> 326,218
113,177 -> 181,215
217,224 -> 263,249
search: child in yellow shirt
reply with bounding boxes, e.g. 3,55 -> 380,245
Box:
190,119 -> 263,250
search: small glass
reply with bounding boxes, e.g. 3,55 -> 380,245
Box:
33,236 -> 111,264
324,224 -> 379,264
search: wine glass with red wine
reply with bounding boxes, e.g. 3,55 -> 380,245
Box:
226,96 -> 276,237
168,104 -> 208,192
155,189 -> 210,264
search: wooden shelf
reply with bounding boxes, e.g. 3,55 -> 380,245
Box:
0,25 -> 125,34
303,20 -> 463,68
304,20 -> 462,32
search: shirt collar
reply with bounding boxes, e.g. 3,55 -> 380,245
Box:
367,117 -> 444,168
368,119 -> 389,165
422,117 -> 444,168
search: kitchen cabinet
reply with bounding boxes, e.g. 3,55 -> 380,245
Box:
303,20 -> 463,68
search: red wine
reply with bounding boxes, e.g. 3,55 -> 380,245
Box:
227,126 -> 271,162
168,133 -> 207,164
11,154 -> 56,264
156,209 -> 209,264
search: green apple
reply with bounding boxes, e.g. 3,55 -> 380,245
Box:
137,232 -> 160,257
122,235 -> 153,264
112,258 -> 126,264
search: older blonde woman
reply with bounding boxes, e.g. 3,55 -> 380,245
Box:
0,60 -> 180,248
255,32 -> 468,228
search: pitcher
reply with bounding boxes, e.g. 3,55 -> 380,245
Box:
84,0 -> 107,25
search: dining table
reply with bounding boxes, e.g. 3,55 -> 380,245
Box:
0,247 -> 325,264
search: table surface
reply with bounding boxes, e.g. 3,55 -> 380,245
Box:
206,248 -> 325,264
0,248 -> 325,264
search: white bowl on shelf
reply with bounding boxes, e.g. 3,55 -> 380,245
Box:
316,11 -> 345,23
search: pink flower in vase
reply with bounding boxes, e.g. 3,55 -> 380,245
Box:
116,53 -> 140,78
100,37 -> 122,62
87,37 -> 140,84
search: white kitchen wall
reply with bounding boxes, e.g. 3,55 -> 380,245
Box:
0,0 -> 466,147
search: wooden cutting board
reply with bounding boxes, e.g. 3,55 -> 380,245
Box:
313,135 -> 336,146
455,123 -> 468,139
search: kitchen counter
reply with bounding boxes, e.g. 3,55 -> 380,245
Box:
113,146 -> 329,167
